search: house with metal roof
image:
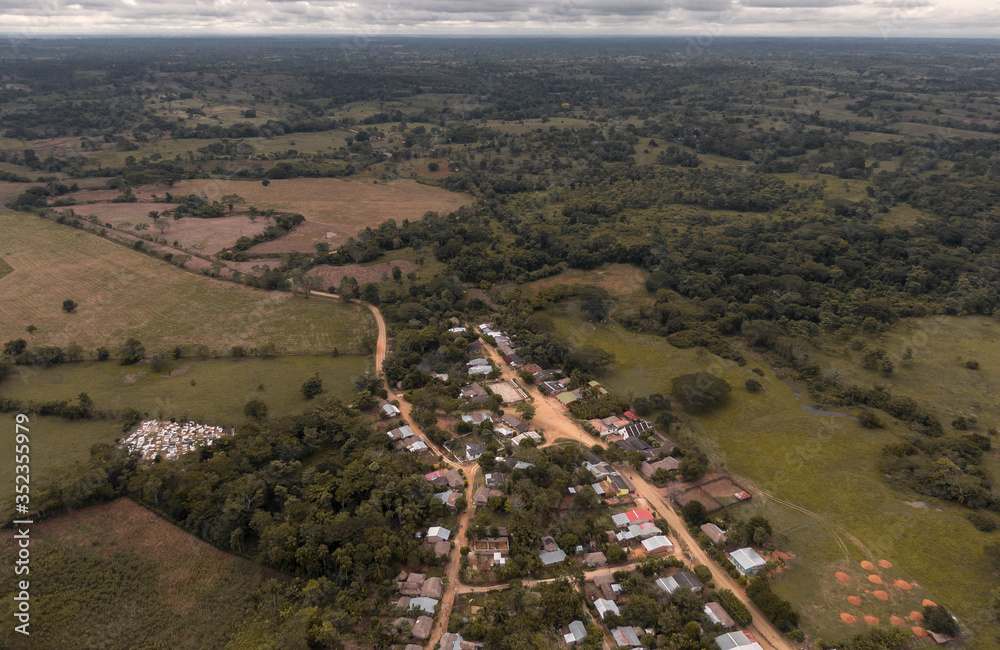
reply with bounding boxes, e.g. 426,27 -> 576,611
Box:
539,549 -> 567,566
611,626 -> 642,647
563,620 -> 587,644
729,547 -> 767,575
407,597 -> 439,614
655,571 -> 702,593
641,535 -> 674,554
594,598 -> 620,619
426,526 -> 451,543
704,602 -> 736,629
716,631 -> 764,650
700,523 -> 728,546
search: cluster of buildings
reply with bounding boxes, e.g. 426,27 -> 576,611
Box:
394,570 -> 442,643
387,423 -> 428,453
121,419 -> 234,461
477,323 -> 525,367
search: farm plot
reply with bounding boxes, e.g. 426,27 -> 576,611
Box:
71,204 -> 268,254
0,212 -> 374,354
131,177 -> 473,231
0,498 -> 274,649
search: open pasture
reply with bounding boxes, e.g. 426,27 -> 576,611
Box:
0,498 -> 273,649
0,212 -> 374,354
547,304 -> 999,646
131,177 -> 472,229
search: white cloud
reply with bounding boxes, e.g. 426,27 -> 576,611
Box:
0,0 -> 996,35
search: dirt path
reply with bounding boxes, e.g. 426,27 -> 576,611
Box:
477,342 -> 798,650
426,463 -> 479,649
303,303 -> 795,649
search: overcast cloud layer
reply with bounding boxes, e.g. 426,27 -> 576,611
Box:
1,0 -> 998,37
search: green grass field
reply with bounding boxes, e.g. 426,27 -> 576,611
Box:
0,498 -> 275,649
0,211 -> 375,354
0,355 -> 371,501
546,303 -> 1000,647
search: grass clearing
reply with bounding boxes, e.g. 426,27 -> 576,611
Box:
546,304 -> 1000,647
0,498 -> 274,649
0,355 -> 371,500
0,212 -> 374,353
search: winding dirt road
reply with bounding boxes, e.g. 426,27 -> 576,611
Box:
310,296 -> 796,650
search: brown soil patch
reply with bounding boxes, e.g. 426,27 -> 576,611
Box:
133,178 -> 472,232
922,599 -> 937,607
864,615 -> 880,625
847,596 -> 862,606
874,590 -> 889,601
72,206 -> 267,254
308,260 -> 418,289
835,571 -> 851,583
867,574 -> 883,584
124,372 -> 145,384
63,187 -> 127,202
840,613 -> 857,624
771,550 -> 791,562
912,626 -> 928,638
169,365 -> 191,378
860,560 -> 876,571
879,559 -> 893,568
0,181 -> 43,208
890,615 -> 906,627
250,220 -> 343,254
909,611 -> 924,621
894,579 -> 911,590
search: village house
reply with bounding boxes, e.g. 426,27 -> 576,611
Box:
716,631 -> 764,650
619,420 -> 651,439
656,571 -> 702,593
563,620 -> 587,645
594,598 -> 620,620
611,509 -> 654,528
582,551 -> 607,567
704,602 -> 736,629
388,425 -> 415,441
379,400 -> 401,418
465,443 -> 487,462
426,526 -> 451,544
511,431 -> 542,446
541,536 -> 560,553
605,473 -> 636,497
460,383 -> 489,402
433,490 -> 460,508
611,626 -> 643,647
500,413 -> 529,432
700,523 -> 728,546
473,486 -> 502,507
641,456 -> 680,478
614,436 -> 654,457
729,547 -> 767,575
539,548 -> 567,566
641,535 -> 674,555
461,412 -> 493,425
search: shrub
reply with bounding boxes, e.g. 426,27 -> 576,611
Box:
244,399 -> 268,420
923,604 -> 958,637
745,378 -> 763,393
746,576 -> 799,632
118,338 -> 145,366
301,373 -> 323,400
966,360 -> 980,370
715,588 -> 752,626
671,372 -> 731,412
858,408 -> 884,429
693,565 -> 713,584
967,511 -> 997,532
62,299 -> 78,313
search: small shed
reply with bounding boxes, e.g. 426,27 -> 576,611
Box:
700,523 -> 728,546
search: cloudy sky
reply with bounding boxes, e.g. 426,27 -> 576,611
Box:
2,0 -> 998,38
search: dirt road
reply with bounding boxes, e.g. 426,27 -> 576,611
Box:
426,463 -> 479,649
307,301 -> 795,650
478,342 -> 798,650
